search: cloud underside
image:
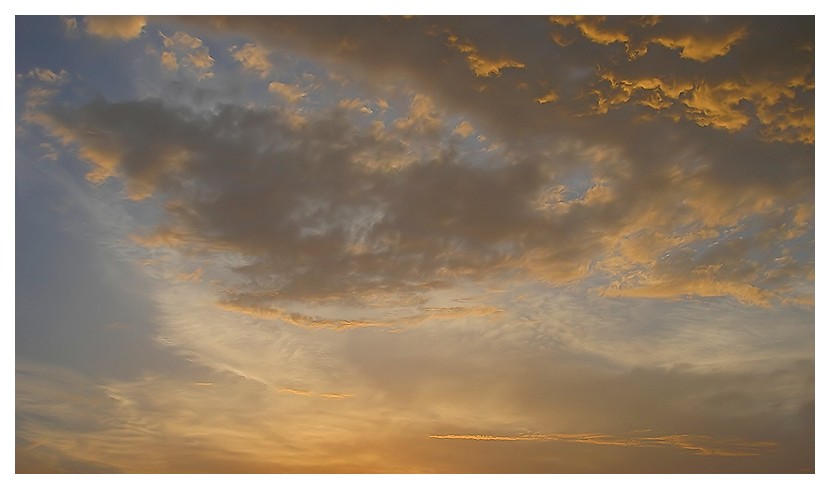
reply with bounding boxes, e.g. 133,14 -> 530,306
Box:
32,92 -> 812,313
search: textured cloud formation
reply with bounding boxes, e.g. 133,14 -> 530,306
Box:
16,15 -> 813,474
32,90 -> 812,308
550,16 -> 748,62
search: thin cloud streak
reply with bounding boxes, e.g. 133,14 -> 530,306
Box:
429,432 -> 777,457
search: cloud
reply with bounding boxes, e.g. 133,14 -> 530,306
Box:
16,15 -> 814,474
229,43 -> 273,78
588,67 -> 814,144
279,387 -> 313,396
394,93 -> 443,134
217,292 -> 502,331
450,121 -> 473,138
338,98 -> 374,114
159,51 -> 179,71
61,16 -> 78,36
429,431 -> 776,456
649,27 -> 747,62
176,268 -> 203,282
85,16 -> 146,40
17,293 -> 813,472
279,387 -> 353,400
23,68 -> 70,84
446,33 -> 525,77
550,16 -> 748,62
159,31 -> 214,80
535,90 -> 558,104
268,81 -> 305,102
550,16 -> 631,46
29,85 -> 812,308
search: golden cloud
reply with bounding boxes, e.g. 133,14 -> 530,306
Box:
447,33 -> 525,77
268,81 -> 306,103
85,16 -> 146,40
230,43 -> 273,78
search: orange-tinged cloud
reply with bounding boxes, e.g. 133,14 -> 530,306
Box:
230,43 -> 273,78
592,70 -> 814,143
536,90 -> 559,104
550,16 -> 747,62
159,31 -> 214,80
394,93 -> 442,133
650,26 -> 748,62
551,16 -> 630,45
602,276 -> 775,307
176,268 -> 203,283
320,393 -> 353,400
268,81 -> 305,103
161,31 -> 202,50
216,300 -> 502,331
279,387 -> 354,400
279,387 -> 313,396
452,121 -> 475,138
85,16 -> 146,40
160,51 -> 178,71
447,33 -> 525,77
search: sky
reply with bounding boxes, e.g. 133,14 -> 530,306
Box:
14,14 -> 815,474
